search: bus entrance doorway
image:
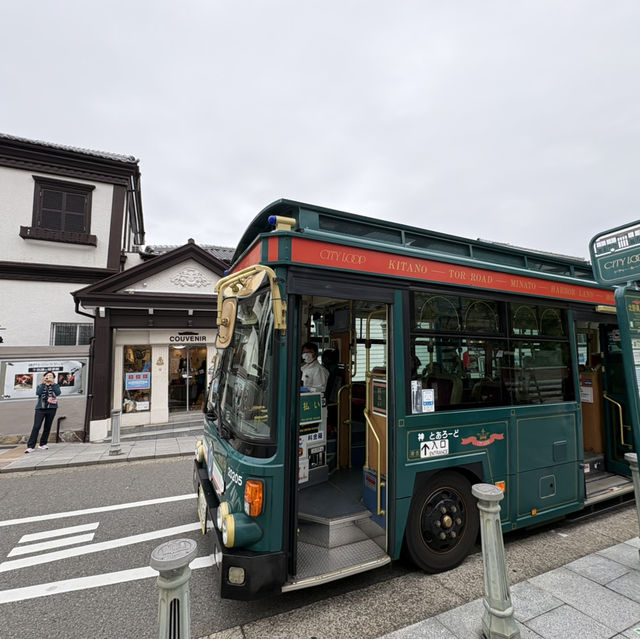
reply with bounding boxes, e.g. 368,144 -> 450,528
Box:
285,296 -> 391,591
576,318 -> 634,505
601,325 -> 635,475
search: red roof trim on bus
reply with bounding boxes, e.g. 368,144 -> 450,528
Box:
234,242 -> 262,272
267,237 -> 278,263
290,237 -> 615,305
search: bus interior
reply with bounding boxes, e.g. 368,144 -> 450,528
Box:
288,295 -> 392,589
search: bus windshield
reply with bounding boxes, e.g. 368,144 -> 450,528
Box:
211,284 -> 274,442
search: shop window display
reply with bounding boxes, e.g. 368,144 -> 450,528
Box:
123,345 -> 151,413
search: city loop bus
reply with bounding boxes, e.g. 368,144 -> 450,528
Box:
193,199 -> 636,600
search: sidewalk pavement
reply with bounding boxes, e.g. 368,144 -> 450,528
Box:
0,436 -> 198,473
381,537 -> 640,639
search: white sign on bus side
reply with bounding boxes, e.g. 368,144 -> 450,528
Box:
420,439 -> 449,458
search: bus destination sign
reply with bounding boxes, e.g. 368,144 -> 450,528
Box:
590,221 -> 640,285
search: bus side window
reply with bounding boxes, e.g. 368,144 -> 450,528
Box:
424,373 -> 462,407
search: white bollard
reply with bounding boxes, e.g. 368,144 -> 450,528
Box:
150,538 -> 198,639
624,452 -> 640,560
109,408 -> 122,456
472,483 -> 520,639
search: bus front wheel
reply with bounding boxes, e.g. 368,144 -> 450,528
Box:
405,471 -> 479,573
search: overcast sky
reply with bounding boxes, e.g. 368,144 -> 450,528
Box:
2,1 -> 639,260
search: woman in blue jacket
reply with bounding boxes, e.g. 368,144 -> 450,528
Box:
25,371 -> 61,453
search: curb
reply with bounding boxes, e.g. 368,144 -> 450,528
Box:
0,442 -> 196,473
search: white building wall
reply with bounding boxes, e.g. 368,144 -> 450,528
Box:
118,258 -> 221,295
0,166 -> 115,268
0,280 -> 89,346
122,252 -> 145,270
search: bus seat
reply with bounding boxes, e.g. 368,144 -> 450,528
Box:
425,374 -> 462,406
471,379 -> 504,404
321,349 -> 343,404
321,348 -> 338,369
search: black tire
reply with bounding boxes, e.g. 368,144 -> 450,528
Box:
405,470 -> 479,573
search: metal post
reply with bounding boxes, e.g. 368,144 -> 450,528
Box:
55,415 -> 67,443
109,408 -> 122,456
472,483 -> 520,639
624,452 -> 640,560
150,538 -> 198,639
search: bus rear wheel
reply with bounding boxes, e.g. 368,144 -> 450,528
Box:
405,471 -> 479,573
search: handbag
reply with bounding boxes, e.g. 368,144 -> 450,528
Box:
44,385 -> 58,406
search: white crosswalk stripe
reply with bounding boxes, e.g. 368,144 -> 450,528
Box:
0,493 -> 206,606
0,555 -> 215,604
1,522 -> 201,572
19,522 -> 100,543
9,533 -> 98,557
0,493 -> 195,528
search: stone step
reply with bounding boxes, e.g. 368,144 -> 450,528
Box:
109,418 -> 203,441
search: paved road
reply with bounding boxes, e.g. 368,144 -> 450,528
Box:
0,457 -> 411,639
0,457 -> 637,639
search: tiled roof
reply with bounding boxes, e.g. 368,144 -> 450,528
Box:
144,244 -> 235,263
0,132 -> 138,164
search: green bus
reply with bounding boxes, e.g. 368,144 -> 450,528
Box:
193,199 -> 636,600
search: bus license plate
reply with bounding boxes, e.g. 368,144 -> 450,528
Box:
197,485 -> 208,534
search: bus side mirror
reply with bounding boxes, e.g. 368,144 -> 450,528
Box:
216,297 -> 238,349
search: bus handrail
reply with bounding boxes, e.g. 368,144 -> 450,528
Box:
335,383 -> 351,471
603,392 -> 633,449
214,264 -> 287,331
364,407 -> 385,516
365,309 -> 386,372
350,327 -> 357,379
363,309 -> 387,516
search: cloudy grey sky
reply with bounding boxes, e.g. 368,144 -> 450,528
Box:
2,1 -> 639,259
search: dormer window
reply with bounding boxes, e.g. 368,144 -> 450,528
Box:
20,177 -> 97,245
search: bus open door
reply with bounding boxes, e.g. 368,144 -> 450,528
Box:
283,297 -> 391,592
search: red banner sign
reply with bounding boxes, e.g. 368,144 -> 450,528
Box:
461,433 -> 504,447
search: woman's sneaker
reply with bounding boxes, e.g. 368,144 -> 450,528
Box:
25,447 -> 34,454
37,444 -> 49,450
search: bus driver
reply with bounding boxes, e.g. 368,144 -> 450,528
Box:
300,342 -> 329,394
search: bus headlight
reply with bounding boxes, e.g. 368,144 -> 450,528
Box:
221,513 -> 263,548
216,501 -> 230,530
195,441 -> 205,463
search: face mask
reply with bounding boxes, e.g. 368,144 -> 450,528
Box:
302,353 -> 313,364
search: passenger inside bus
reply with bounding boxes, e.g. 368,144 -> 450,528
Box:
300,342 -> 329,393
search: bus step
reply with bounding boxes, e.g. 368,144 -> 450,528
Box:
289,540 -> 390,589
583,454 -> 606,480
298,516 -> 375,549
585,472 -> 633,504
298,477 -> 366,520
